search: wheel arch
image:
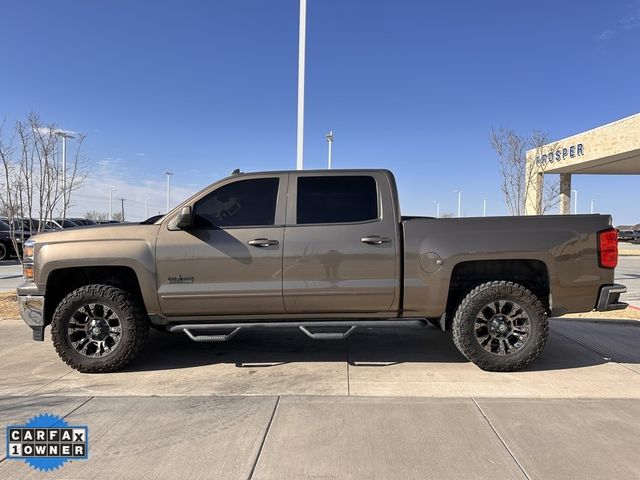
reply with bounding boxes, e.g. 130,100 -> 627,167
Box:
44,266 -> 146,326
443,259 -> 550,329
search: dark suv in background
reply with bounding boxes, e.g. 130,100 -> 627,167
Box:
0,219 -> 29,260
617,229 -> 635,242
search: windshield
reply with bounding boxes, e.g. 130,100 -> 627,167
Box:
141,214 -> 164,224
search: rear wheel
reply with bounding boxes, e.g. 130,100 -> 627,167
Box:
452,281 -> 548,371
51,284 -> 149,373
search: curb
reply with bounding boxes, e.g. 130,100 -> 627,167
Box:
552,318 -> 640,327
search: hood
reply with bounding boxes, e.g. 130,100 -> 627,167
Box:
29,223 -> 162,245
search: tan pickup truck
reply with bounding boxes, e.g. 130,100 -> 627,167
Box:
17,169 -> 626,373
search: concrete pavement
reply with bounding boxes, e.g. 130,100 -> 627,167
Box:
0,395 -> 638,479
617,248 -> 640,307
0,260 -> 22,293
1,319 -> 639,398
0,317 -> 639,479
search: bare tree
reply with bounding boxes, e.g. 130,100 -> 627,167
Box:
85,210 -> 122,222
490,128 -> 559,215
0,113 -> 87,259
85,210 -> 108,222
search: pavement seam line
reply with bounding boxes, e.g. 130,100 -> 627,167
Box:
247,395 -> 280,480
472,398 -> 531,480
27,370 -> 74,395
62,396 -> 95,420
346,336 -> 351,396
617,363 -> 640,375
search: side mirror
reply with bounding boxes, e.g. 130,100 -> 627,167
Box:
175,206 -> 192,229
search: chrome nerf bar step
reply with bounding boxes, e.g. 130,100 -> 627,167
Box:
167,319 -> 428,343
298,325 -> 357,340
182,327 -> 242,343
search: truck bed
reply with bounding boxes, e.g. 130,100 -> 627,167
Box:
401,214 -> 615,317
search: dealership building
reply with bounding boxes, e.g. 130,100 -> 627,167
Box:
525,113 -> 640,215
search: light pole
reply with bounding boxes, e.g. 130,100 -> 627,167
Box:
454,190 -> 462,218
572,189 -> 578,214
53,130 -> 76,219
433,201 -> 440,219
109,188 -> 117,220
145,197 -> 150,219
590,199 -> 595,214
296,0 -> 307,170
326,131 -> 333,169
165,172 -> 174,213
483,198 -> 487,217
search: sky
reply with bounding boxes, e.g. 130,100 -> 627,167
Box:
1,0 -> 639,223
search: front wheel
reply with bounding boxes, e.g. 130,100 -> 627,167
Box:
452,281 -> 548,372
51,284 -> 149,373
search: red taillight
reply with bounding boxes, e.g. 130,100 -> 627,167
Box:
598,228 -> 618,269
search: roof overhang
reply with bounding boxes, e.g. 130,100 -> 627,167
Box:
526,113 -> 640,175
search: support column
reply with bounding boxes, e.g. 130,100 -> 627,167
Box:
559,173 -> 571,214
525,172 -> 544,215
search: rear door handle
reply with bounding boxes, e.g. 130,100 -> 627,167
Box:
248,238 -> 279,247
360,236 -> 392,245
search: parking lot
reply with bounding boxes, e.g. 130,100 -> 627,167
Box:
0,254 -> 639,479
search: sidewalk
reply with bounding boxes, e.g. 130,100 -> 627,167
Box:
1,395 -> 638,480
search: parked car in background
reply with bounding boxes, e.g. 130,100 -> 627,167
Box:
10,218 -> 56,233
617,229 -> 635,242
632,231 -> 640,244
67,218 -> 98,227
45,219 -> 81,230
96,220 -> 121,224
0,219 -> 29,260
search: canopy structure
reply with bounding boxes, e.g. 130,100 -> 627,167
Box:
525,113 -> 640,214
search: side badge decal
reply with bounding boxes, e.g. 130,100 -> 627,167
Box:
168,275 -> 194,284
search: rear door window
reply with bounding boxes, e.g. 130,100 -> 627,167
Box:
296,176 -> 378,224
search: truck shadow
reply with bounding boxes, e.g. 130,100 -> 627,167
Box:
122,319 -> 640,373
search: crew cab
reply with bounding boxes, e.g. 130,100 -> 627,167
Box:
17,169 -> 627,373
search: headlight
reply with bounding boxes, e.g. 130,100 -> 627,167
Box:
22,239 -> 35,280
23,240 -> 35,260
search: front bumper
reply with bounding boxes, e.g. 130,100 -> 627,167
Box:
596,284 -> 628,311
17,295 -> 45,341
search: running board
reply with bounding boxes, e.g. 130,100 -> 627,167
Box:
182,327 -> 241,343
167,319 -> 427,343
299,325 -> 357,340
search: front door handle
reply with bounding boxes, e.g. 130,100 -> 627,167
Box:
360,235 -> 392,245
248,238 -> 279,247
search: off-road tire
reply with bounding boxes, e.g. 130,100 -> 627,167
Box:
452,281 -> 548,372
51,284 -> 149,373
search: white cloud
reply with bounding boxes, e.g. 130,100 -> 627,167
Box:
597,1 -> 640,41
97,158 -> 121,168
597,29 -> 615,41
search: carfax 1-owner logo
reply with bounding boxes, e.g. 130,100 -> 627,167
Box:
6,413 -> 89,472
